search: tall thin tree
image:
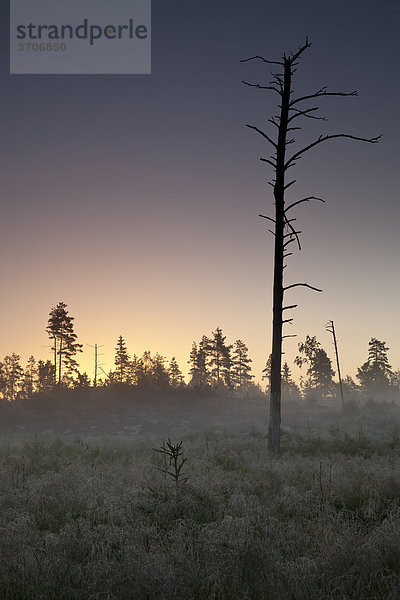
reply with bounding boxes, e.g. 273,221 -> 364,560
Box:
326,320 -> 344,405
242,39 -> 380,451
114,335 -> 130,384
46,302 -> 82,385
209,327 -> 232,387
231,339 -> 254,388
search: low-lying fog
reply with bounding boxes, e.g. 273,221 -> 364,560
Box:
2,388 -> 400,442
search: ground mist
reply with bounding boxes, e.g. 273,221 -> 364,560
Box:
1,395 -> 400,599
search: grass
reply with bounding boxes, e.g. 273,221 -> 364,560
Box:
1,414 -> 400,598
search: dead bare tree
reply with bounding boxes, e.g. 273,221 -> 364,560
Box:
326,320 -> 344,406
242,39 -> 380,452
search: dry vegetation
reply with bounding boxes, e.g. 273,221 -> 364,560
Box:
1,394 -> 400,599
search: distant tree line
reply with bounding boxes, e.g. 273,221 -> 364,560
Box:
0,303 -> 260,401
0,302 -> 398,403
262,335 -> 399,405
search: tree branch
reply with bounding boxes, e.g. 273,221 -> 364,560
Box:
268,117 -> 280,129
289,38 -> 312,63
284,215 -> 302,251
290,89 -> 358,107
271,74 -> 283,89
283,304 -> 298,310
245,124 -> 277,148
259,214 -> 275,224
260,157 -> 277,168
283,229 -> 301,238
285,196 -> 325,212
285,133 -> 381,169
284,180 -> 297,190
283,237 -> 299,249
241,56 -> 283,66
288,106 -> 327,123
284,283 -> 322,292
242,81 -> 281,95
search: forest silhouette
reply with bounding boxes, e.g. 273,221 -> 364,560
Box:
0,302 -> 398,410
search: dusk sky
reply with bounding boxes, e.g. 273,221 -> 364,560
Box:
1,0 -> 399,384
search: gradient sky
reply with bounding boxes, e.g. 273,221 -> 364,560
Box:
1,0 -> 399,385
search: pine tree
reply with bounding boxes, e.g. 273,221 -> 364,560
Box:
37,360 -> 55,392
390,370 -> 400,390
21,355 -> 37,397
281,361 -> 301,402
135,351 -> 155,388
197,336 -> 211,386
129,354 -> 139,386
357,338 -> 393,392
0,361 -> 6,400
3,353 -> 24,400
312,348 -> 335,396
223,344 -> 233,389
114,335 -> 130,383
231,340 -> 254,388
134,358 -> 147,388
342,375 -> 360,403
46,302 -> 83,384
61,372 -> 75,389
168,357 -> 184,387
104,370 -> 118,387
295,335 -> 335,399
188,337 -> 211,387
151,352 -> 169,390
282,361 -> 291,383
74,372 -> 91,389
142,351 -> 153,374
262,354 -> 272,391
188,342 -> 200,386
152,353 -> 170,389
209,327 -> 232,387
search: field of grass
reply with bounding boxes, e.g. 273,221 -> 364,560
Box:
1,401 -> 400,599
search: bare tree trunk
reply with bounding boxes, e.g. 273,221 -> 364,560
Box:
94,343 -> 98,388
243,39 -> 379,453
53,336 -> 57,386
268,58 -> 292,453
58,327 -> 63,385
327,320 -> 344,406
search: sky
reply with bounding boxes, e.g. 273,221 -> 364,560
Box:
1,0 -> 399,385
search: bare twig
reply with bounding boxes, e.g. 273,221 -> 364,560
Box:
288,106 -> 327,122
289,38 -> 312,63
242,81 -> 281,95
241,56 -> 283,66
284,282 -> 322,292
